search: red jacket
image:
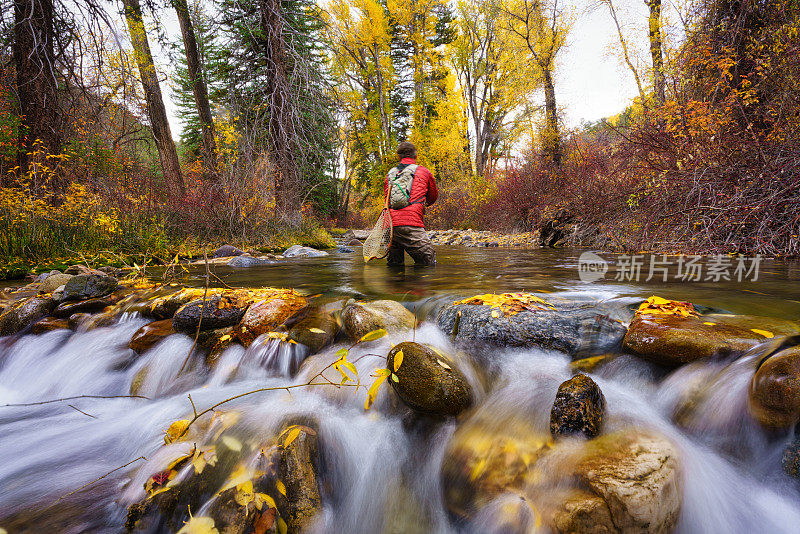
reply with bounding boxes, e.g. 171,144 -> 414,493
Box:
383,158 -> 438,228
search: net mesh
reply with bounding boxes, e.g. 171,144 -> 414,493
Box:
363,208 -> 393,261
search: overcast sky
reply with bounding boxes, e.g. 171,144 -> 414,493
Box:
136,0 -> 681,137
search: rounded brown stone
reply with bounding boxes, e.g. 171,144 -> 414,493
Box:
749,346 -> 800,429
550,373 -> 606,439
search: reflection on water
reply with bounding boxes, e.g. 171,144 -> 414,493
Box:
182,247 -> 800,319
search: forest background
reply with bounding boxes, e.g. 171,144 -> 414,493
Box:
1,0 -> 798,277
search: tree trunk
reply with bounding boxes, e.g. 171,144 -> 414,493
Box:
648,0 -> 666,104
542,67 -> 561,166
13,0 -> 62,188
173,0 -> 218,178
123,0 -> 185,196
258,0 -> 302,221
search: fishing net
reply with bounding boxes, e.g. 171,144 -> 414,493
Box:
363,207 -> 393,261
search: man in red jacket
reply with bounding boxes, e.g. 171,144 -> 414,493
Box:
383,141 -> 438,265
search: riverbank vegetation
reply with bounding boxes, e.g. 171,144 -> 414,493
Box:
1,0 -> 798,278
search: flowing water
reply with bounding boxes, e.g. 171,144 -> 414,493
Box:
1,247 -> 800,533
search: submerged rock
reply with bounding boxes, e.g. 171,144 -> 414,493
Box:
749,345 -> 800,429
550,373 -> 606,439
283,245 -> 328,258
624,313 -> 799,367
782,438 -> 800,479
173,295 -> 247,334
0,296 -> 57,336
341,300 -> 415,341
62,273 -> 118,301
386,342 -> 472,416
442,419 -> 552,519
437,295 -> 626,355
129,319 -> 176,354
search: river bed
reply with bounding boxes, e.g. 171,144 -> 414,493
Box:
1,247 -> 799,533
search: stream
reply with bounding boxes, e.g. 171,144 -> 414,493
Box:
1,247 -> 800,533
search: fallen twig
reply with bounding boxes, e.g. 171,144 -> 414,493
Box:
2,394 -> 149,407
67,404 -> 97,418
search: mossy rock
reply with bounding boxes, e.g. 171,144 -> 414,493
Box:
387,342 -> 472,416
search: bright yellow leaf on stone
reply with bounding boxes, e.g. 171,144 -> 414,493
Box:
164,419 -> 191,444
703,322 -> 716,326
234,481 -> 255,507
276,479 -> 286,496
277,517 -> 288,534
308,327 -> 326,334
177,516 -> 219,534
636,296 -> 697,318
393,350 -> 404,372
751,329 -> 774,338
283,427 -> 302,448
391,373 -> 399,383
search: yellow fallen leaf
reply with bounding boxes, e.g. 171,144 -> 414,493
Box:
277,517 -> 288,534
703,322 -> 716,326
255,492 -> 277,511
393,350 -> 404,372
308,327 -> 326,334
234,480 -> 255,507
164,419 -> 191,444
177,516 -> 219,534
391,373 -> 399,383
436,359 -> 451,371
283,427 -> 302,448
220,435 -> 242,452
219,334 -> 231,342
276,479 -> 286,496
751,328 -> 774,338
358,329 -> 388,343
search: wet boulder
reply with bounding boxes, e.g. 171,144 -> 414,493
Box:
173,295 -> 247,334
550,373 -> 606,439
551,489 -> 616,534
286,310 -> 338,354
278,424 -> 323,532
129,319 -> 176,354
624,312 -> 799,367
31,317 -> 69,334
67,312 -> 92,330
386,342 -> 472,416
0,296 -> 57,336
148,288 -> 216,320
437,294 -> 627,355
199,327 -> 237,368
283,245 -> 328,258
53,296 -> 114,318
38,273 -> 73,294
341,300 -> 415,341
749,345 -> 800,429
62,273 -> 119,301
213,244 -> 245,258
237,294 -> 308,346
568,431 -> 682,534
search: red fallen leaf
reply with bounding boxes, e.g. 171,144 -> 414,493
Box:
151,470 -> 171,486
254,508 -> 276,534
